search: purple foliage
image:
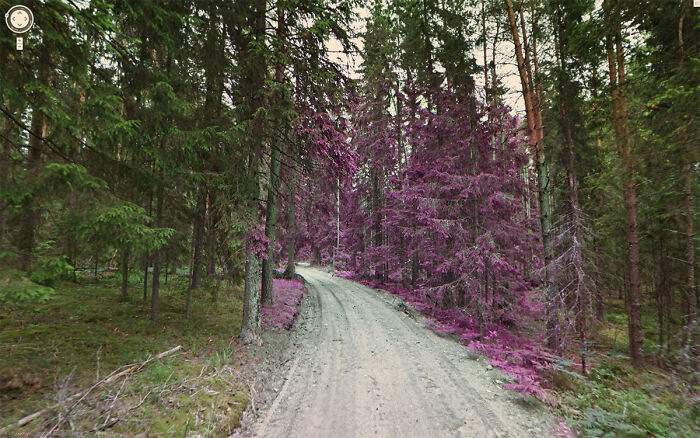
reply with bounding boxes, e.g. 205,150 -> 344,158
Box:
278,88 -> 555,400
262,279 -> 306,330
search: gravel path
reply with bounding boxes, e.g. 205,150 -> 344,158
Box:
249,266 -> 554,438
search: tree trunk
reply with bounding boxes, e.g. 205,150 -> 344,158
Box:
241,246 -> 263,343
504,0 -> 559,351
0,91 -> 16,247
187,186 -> 207,317
371,168 -> 384,281
120,247 -> 130,301
333,178 -> 340,271
481,0 -> 489,99
261,6 -> 287,304
239,0 -> 267,345
555,10 -> 590,372
262,144 -> 281,304
150,185 -> 164,322
19,48 -> 51,271
604,0 -> 643,367
142,256 -> 149,305
678,12 -> 696,321
206,189 -> 218,277
283,146 -> 298,278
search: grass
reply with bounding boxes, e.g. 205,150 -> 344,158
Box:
554,301 -> 699,437
0,269 -> 249,436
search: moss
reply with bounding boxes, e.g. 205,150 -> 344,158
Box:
0,271 -> 248,435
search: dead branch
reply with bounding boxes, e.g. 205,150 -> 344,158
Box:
0,345 -> 182,437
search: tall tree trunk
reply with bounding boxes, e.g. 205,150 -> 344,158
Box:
481,0 -> 489,99
262,144 -> 281,304
504,0 -> 559,351
120,247 -> 130,301
150,184 -> 164,322
142,256 -> 149,305
554,10 -> 591,373
261,7 -> 287,304
187,186 -> 207,317
206,189 -> 218,277
19,47 -> 51,272
678,11 -> 696,321
333,178 -> 340,270
239,0 -> 268,345
604,0 -> 643,367
371,168 -> 384,281
0,100 -> 14,247
142,190 -> 153,306
283,145 -> 298,278
20,112 -> 47,272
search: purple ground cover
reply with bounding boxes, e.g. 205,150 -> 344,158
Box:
262,279 -> 306,330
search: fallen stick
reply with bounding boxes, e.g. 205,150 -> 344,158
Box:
0,345 -> 182,436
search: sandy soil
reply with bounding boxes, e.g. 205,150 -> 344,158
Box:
242,266 -> 554,438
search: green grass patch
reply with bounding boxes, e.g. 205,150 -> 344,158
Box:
0,270 -> 248,436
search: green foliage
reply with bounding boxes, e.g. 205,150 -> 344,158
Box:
0,269 -> 54,304
40,163 -> 106,193
563,360 -> 699,437
84,203 -> 175,254
29,256 -> 75,287
0,272 -> 246,434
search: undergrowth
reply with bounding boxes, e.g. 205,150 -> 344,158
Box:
555,304 -> 699,437
0,269 -> 249,436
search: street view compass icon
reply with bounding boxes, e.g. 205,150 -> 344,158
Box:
5,5 -> 34,50
5,5 -> 33,33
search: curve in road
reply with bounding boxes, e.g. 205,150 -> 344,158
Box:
252,266 -> 553,438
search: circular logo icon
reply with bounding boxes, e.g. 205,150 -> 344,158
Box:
5,5 -> 34,34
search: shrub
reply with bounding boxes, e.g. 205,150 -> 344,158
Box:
30,256 -> 75,287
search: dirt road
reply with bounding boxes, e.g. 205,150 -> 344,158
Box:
250,266 -> 553,438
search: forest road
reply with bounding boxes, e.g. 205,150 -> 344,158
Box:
251,266 -> 554,438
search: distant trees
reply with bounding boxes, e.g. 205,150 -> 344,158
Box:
279,0 -> 698,376
0,0 -> 696,373
0,0 -> 353,337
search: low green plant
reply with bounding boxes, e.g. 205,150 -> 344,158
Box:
0,269 -> 55,303
563,360 -> 698,437
30,256 -> 75,287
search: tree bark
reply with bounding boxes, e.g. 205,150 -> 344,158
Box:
261,7 -> 287,304
371,168 -> 384,281
554,9 -> 590,372
504,0 -> 559,352
0,100 -> 14,247
187,186 -> 207,317
239,0 -> 268,345
283,145 -> 298,278
262,144 -> 281,304
150,184 -> 164,322
19,47 -> 51,272
206,189 -> 218,277
678,11 -> 696,321
604,0 -> 643,367
120,247 -> 130,301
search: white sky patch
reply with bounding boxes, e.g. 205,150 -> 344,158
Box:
326,5 -> 525,114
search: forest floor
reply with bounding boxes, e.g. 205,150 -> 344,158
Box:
554,300 -> 699,436
237,266 -> 554,438
0,269 -> 249,436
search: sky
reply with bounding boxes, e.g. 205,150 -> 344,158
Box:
326,5 -> 526,114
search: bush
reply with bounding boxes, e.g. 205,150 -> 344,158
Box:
0,269 -> 54,303
565,360 -> 698,437
30,256 -> 75,287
